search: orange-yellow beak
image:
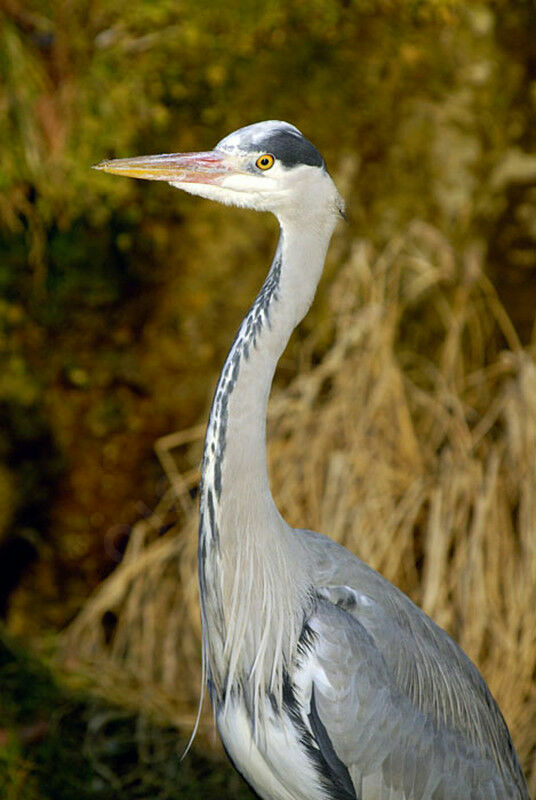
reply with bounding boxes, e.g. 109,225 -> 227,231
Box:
93,150 -> 235,184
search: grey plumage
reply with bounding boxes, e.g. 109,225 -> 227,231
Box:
96,120 -> 530,800
302,530 -> 528,798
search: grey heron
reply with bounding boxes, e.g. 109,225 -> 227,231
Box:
95,121 -> 529,800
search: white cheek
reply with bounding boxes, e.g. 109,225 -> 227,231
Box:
168,178 -> 278,212
220,173 -> 278,193
168,181 -> 228,202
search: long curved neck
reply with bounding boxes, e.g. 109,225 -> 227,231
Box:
199,213 -> 335,708
202,218 -> 331,531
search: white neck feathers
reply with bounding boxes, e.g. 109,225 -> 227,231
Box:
198,214 -> 336,721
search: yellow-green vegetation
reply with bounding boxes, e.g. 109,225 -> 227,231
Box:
0,630 -> 257,798
1,0 -> 535,797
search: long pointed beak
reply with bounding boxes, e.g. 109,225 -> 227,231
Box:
92,150 -> 235,184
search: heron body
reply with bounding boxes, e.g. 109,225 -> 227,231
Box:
96,121 -> 529,799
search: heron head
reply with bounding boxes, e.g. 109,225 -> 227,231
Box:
94,121 -> 345,225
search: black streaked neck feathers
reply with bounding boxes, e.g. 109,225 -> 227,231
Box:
198,215 -> 335,704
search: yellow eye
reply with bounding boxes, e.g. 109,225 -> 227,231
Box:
256,154 -> 275,170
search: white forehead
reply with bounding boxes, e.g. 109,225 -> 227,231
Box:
216,121 -> 303,152
215,121 -> 325,170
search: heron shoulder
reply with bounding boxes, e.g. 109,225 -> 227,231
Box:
292,528 -> 528,797
301,598 -> 523,799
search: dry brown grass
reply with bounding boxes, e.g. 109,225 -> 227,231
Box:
61,221 -> 536,792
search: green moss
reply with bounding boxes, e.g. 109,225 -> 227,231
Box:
0,631 -> 255,799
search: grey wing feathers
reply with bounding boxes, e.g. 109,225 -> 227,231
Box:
296,529 -> 529,799
308,599 -> 522,800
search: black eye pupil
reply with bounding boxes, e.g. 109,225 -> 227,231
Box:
256,154 -> 273,169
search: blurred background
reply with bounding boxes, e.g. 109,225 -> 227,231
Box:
1,0 -> 535,797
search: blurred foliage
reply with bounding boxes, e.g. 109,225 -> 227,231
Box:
2,0 -> 534,253
0,0 -> 535,793
0,628 -> 256,798
0,0 -> 534,706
